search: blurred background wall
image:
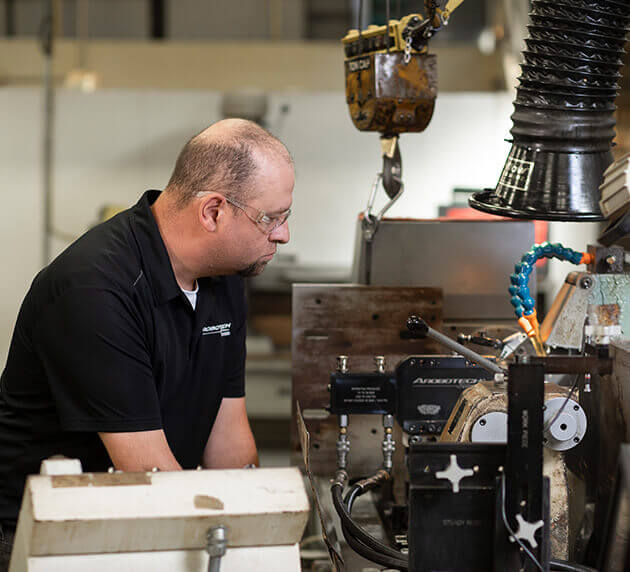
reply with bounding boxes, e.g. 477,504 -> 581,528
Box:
0,0 -> 611,376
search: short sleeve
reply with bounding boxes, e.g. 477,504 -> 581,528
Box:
221,280 -> 247,399
32,288 -> 162,432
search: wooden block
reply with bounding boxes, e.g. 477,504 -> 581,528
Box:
291,284 -> 443,476
13,467 -> 309,557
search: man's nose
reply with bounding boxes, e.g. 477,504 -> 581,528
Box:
270,220 -> 290,244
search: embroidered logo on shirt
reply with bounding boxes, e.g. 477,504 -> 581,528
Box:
202,322 -> 232,337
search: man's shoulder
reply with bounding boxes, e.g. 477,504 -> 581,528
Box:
37,210 -> 143,300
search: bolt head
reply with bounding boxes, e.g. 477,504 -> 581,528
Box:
579,276 -> 593,290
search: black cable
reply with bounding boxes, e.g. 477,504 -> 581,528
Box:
500,473 -> 544,572
341,483 -> 406,569
331,483 -> 406,561
338,482 -> 406,569
550,559 -> 597,572
341,523 -> 407,570
544,375 -> 580,432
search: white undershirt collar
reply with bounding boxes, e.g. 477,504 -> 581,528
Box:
181,281 -> 199,310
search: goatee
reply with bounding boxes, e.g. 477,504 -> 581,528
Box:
237,261 -> 267,277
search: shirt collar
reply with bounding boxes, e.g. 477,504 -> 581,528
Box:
129,190 -> 182,305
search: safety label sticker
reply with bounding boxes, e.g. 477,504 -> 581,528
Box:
498,155 -> 534,191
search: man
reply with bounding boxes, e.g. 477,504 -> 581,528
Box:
0,118 -> 294,569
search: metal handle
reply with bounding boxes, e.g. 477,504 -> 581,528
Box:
407,315 -> 504,375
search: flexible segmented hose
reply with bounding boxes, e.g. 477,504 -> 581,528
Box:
509,242 -> 592,354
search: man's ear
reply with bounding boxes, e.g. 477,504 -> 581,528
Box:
199,194 -> 226,232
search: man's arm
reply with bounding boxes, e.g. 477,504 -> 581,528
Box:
99,429 -> 182,472
202,397 -> 259,469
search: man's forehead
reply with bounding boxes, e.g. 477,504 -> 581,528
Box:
253,145 -> 293,169
253,152 -> 294,185
247,147 -> 293,209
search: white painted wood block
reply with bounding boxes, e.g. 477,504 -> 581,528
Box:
10,466 -> 309,572
38,458 -> 83,476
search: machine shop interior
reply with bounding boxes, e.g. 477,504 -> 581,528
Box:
1,1 -> 630,571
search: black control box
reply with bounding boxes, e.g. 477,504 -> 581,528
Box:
329,372 -> 396,415
396,356 -> 494,435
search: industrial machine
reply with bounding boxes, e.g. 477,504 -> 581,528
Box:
293,2 -> 630,571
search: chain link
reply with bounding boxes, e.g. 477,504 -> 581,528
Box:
404,35 -> 412,64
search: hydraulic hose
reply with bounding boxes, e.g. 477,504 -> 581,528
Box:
342,481 -> 407,569
331,482 -> 406,562
341,523 -> 407,570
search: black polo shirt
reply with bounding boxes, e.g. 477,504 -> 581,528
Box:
0,190 -> 246,524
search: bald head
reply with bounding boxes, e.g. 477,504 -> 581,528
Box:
165,119 -> 292,209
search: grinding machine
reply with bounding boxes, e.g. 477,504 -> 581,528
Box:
293,2 -> 630,571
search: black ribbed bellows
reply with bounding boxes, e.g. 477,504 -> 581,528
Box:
470,0 -> 630,221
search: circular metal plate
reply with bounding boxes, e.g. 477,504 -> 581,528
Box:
543,396 -> 588,451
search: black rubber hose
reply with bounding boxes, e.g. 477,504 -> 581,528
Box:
343,484 -> 407,569
550,559 -> 597,572
331,482 -> 406,561
341,523 -> 407,570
